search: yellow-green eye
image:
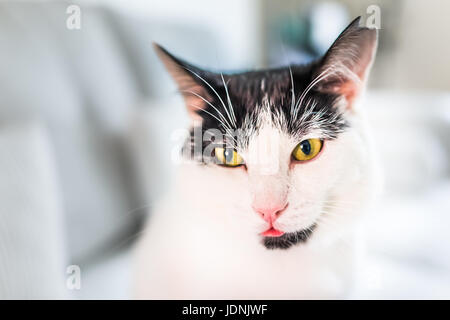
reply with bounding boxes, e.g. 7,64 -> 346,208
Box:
214,147 -> 244,167
292,138 -> 323,161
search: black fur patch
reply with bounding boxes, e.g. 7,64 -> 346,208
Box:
182,65 -> 349,162
263,224 -> 316,249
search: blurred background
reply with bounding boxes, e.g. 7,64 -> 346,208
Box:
0,0 -> 449,299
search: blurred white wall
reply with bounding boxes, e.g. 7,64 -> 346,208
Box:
83,0 -> 264,69
388,0 -> 450,90
80,0 -> 450,91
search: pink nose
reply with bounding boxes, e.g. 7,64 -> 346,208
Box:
252,202 -> 288,223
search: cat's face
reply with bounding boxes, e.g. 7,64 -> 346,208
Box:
155,17 -> 377,249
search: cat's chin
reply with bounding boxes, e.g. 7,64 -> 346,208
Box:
262,224 -> 316,250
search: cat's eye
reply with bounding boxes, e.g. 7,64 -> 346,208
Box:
214,147 -> 244,167
292,138 -> 323,162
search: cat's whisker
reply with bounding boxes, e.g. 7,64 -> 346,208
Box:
188,104 -> 233,133
321,203 -> 359,210
181,89 -> 234,130
308,197 -> 364,206
221,73 -> 237,127
224,132 -> 239,145
183,67 -> 236,129
288,66 -> 296,117
320,205 -> 363,215
109,225 -> 156,253
293,66 -> 333,117
315,216 -> 355,249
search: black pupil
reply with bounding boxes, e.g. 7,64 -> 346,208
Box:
300,140 -> 311,155
224,149 -> 234,162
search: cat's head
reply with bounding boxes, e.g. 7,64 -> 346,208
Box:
155,17 -> 377,249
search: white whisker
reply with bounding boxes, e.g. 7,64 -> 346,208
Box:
288,66 -> 296,117
221,73 -> 237,127
184,67 -> 236,129
181,89 -> 234,130
188,104 -> 233,133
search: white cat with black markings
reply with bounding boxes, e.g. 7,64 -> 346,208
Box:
134,17 -> 378,299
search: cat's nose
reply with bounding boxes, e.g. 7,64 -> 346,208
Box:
252,202 -> 288,223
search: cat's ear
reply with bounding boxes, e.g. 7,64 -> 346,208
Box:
153,43 -> 216,120
314,17 -> 378,108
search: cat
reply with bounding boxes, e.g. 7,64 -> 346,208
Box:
134,17 -> 378,299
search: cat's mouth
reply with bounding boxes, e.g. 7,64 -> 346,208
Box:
261,227 -> 285,237
262,224 -> 316,250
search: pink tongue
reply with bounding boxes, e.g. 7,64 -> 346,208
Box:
262,228 -> 284,237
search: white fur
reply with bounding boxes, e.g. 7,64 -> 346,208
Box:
133,98 -> 378,299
